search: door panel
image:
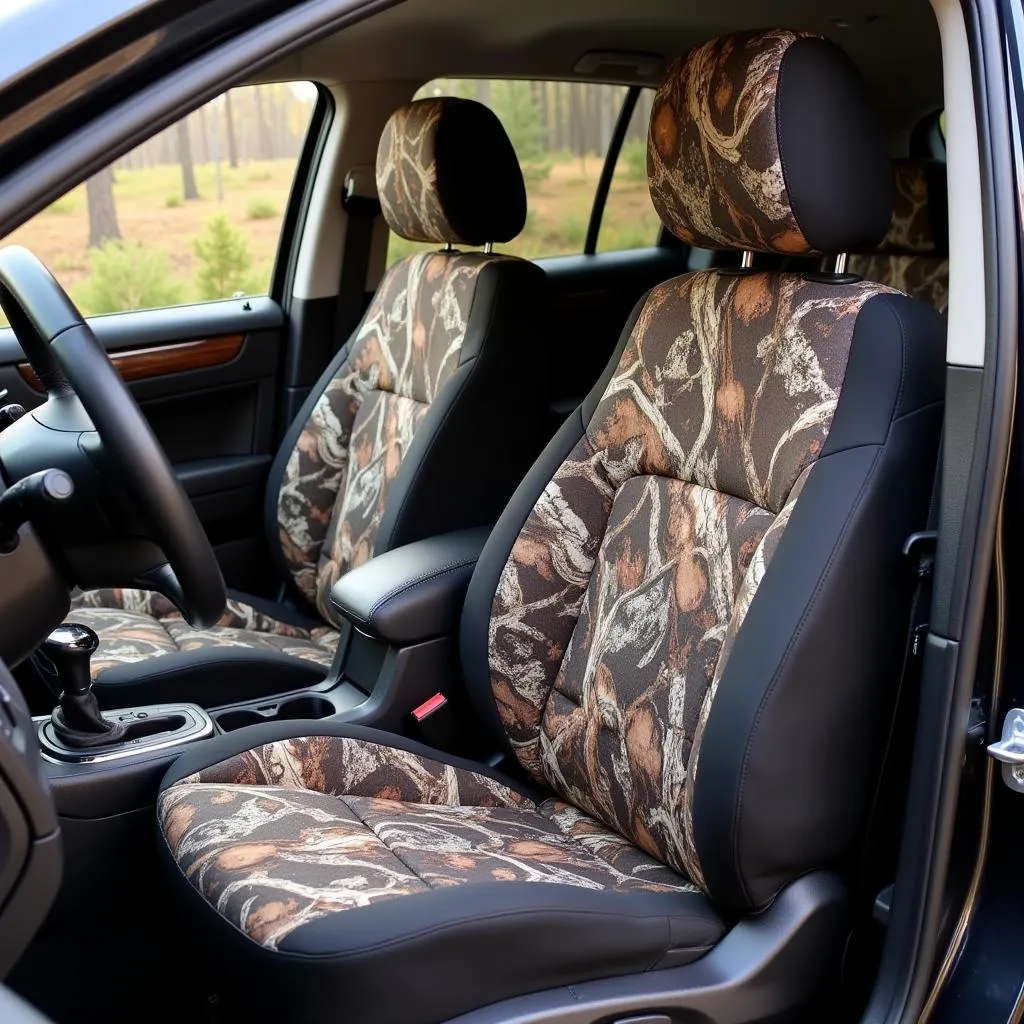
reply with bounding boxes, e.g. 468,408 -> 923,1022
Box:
0,296 -> 285,595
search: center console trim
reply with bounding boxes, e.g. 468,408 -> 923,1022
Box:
36,703 -> 214,765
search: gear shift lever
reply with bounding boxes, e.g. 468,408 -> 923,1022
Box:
45,624 -> 126,747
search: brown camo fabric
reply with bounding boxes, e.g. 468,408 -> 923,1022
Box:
276,250 -> 504,623
847,253 -> 948,314
831,161 -> 949,313
376,98 -> 465,244
70,589 -> 339,677
489,270 -> 893,886
648,30 -> 818,254
159,736 -> 696,949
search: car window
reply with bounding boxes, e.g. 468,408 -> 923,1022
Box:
596,90 -> 661,252
0,83 -> 318,322
386,80 -> 658,266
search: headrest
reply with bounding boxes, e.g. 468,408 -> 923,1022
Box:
648,29 -> 892,255
375,97 -> 527,246
868,159 -> 948,256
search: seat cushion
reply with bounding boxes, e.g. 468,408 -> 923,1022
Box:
158,725 -> 725,1024
68,589 -> 339,708
72,588 -> 340,677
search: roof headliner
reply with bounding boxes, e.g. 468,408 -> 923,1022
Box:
285,0 -> 942,136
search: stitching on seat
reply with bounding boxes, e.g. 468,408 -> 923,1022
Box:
334,794 -> 435,893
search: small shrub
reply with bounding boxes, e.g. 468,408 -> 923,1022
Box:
246,197 -> 278,220
74,241 -> 183,315
521,159 -> 552,188
555,209 -> 588,250
599,218 -> 659,252
193,214 -> 258,300
165,194 -> 183,209
620,140 -> 647,182
45,196 -> 76,215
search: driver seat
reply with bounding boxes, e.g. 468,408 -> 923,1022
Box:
68,97 -> 550,708
156,30 -> 944,1024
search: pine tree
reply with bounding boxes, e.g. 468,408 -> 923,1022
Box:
193,215 -> 255,300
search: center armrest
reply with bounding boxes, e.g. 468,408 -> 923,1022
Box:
330,527 -> 491,645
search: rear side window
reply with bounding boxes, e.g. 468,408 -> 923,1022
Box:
385,80 -> 661,266
1,83 -> 319,322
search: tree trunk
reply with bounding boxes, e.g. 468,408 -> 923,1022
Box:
176,120 -> 199,199
196,106 -> 209,165
224,91 -> 239,168
476,80 -> 492,108
253,86 -> 273,160
85,167 -> 121,248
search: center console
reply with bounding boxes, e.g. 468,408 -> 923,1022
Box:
34,525 -> 491,936
38,526 -> 490,780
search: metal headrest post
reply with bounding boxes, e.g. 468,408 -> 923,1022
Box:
833,253 -> 848,274
740,251 -> 755,269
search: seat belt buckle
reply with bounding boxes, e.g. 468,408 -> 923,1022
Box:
902,530 -> 937,579
342,165 -> 381,218
409,692 -> 456,749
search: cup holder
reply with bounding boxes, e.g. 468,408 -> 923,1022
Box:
214,694 -> 337,733
277,696 -> 335,720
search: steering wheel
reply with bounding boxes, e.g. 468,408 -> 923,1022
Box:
0,245 -> 225,628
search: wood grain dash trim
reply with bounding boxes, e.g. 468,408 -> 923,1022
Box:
18,334 -> 244,392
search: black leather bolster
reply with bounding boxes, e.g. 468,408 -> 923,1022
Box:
330,527 -> 490,645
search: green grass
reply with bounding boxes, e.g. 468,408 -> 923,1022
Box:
45,196 -> 77,215
246,197 -> 279,220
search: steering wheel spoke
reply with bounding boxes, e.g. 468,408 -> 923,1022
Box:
0,245 -> 225,629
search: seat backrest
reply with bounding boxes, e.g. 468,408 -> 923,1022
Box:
267,98 -> 550,624
464,29 -> 945,913
846,159 -> 949,312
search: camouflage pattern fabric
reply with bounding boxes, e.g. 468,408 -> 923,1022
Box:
648,30 -> 818,254
376,98 -> 465,244
159,735 -> 696,950
489,271 -> 893,887
828,162 -> 949,312
276,250 -> 504,623
847,253 -> 948,313
877,160 -> 943,254
70,589 -> 339,677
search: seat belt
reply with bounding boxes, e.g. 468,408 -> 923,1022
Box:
333,166 -> 381,354
855,436 -> 943,930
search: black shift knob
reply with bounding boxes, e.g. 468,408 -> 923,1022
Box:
42,623 -> 98,697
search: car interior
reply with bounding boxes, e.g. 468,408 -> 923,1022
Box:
0,0 -> 1013,1021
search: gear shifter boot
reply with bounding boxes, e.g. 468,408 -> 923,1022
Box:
42,622 -> 126,748
51,690 -> 126,747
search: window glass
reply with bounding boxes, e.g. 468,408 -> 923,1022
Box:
596,91 -> 661,252
386,80 -> 656,266
1,83 -> 317,322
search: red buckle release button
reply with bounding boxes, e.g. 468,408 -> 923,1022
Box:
412,692 -> 447,722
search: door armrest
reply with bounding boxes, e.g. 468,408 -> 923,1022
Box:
330,528 -> 490,645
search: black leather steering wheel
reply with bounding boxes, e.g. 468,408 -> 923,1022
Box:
0,245 -> 225,628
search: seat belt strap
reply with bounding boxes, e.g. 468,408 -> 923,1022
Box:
333,166 -> 381,355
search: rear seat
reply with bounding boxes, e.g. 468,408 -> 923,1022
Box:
842,158 -> 949,313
